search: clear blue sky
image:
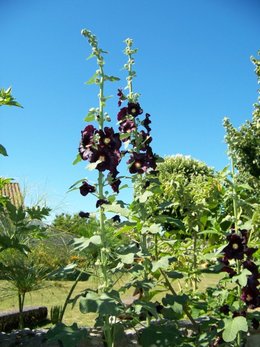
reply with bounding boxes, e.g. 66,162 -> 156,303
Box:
1,0 -> 259,219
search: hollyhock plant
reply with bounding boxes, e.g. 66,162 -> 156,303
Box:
218,227 -> 260,344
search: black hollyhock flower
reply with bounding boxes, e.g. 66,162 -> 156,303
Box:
241,286 -> 260,308
232,310 -> 247,318
107,170 -> 121,193
79,125 -> 96,160
79,181 -> 96,196
219,304 -> 230,315
89,147 -> 121,173
119,119 -> 136,139
111,215 -> 121,223
127,102 -> 143,117
141,113 -> 152,133
79,211 -> 90,218
117,107 -> 128,121
96,199 -> 109,208
98,127 -> 121,151
117,89 -> 127,107
128,148 -> 157,174
110,177 -> 121,193
223,233 -> 245,260
128,152 -> 150,174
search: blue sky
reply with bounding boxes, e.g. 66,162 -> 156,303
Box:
1,0 -> 259,219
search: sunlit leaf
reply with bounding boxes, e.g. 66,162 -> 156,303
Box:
222,316 -> 248,342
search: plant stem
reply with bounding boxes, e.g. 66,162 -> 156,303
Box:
160,269 -> 200,333
192,227 -> 198,291
59,269 -> 85,322
231,158 -> 238,232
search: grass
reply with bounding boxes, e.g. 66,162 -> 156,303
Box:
0,273 -> 222,328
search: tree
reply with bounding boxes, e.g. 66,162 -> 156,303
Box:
223,51 -> 260,181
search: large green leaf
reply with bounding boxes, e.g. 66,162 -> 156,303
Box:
45,323 -> 88,347
80,291 -> 122,316
139,324 -> 181,347
103,201 -> 129,217
222,316 -> 248,342
232,269 -> 252,287
73,235 -> 102,251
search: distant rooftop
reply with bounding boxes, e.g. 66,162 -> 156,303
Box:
0,182 -> 23,208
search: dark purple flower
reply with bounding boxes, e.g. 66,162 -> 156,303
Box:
79,181 -> 96,196
107,170 -> 121,193
141,113 -> 152,133
223,233 -> 245,260
241,286 -> 260,308
79,211 -> 90,218
79,125 -> 96,160
128,152 -> 150,174
110,177 -> 121,193
219,304 -> 230,315
96,199 -> 109,208
117,107 -> 128,121
117,89 -> 127,107
119,119 -> 136,139
88,147 -> 121,173
111,215 -> 121,223
128,148 -> 157,174
127,102 -> 143,117
98,127 -> 121,151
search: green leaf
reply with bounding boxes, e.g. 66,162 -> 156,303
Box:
85,72 -> 98,85
0,144 -> 8,156
152,256 -> 176,272
103,201 -> 129,217
119,133 -> 131,140
80,292 -> 99,313
142,223 -> 162,235
104,75 -> 120,82
87,159 -> 103,171
86,53 -> 95,60
138,190 -> 153,203
139,324 -> 180,347
80,291 -> 122,316
232,269 -> 252,287
45,323 -> 88,347
222,316 -> 248,342
73,235 -> 102,251
84,113 -> 95,122
118,252 -> 135,264
72,153 -> 82,165
166,270 -> 183,279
